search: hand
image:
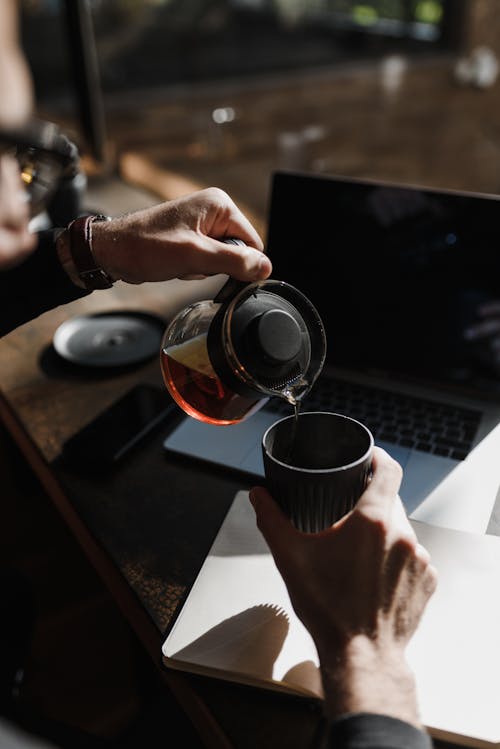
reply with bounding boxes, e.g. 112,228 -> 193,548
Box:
249,447 -> 437,727
91,187 -> 272,285
0,154 -> 36,269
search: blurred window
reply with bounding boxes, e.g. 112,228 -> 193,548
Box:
20,0 -> 459,107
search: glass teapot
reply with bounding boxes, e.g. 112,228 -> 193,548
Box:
160,240 -> 326,425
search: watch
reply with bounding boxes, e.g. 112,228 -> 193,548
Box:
67,214 -> 114,291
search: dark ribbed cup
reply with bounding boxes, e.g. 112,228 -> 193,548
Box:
262,411 -> 373,533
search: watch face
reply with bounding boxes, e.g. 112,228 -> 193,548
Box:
53,311 -> 165,367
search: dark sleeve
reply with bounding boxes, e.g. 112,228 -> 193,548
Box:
0,229 -> 89,337
326,713 -> 433,749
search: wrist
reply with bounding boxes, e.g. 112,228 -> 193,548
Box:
89,217 -> 121,282
319,636 -> 421,728
56,226 -> 84,288
56,215 -> 115,290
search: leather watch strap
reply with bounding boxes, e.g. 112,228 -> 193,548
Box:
68,214 -> 113,290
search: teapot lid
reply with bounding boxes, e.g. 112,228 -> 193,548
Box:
208,279 -> 326,399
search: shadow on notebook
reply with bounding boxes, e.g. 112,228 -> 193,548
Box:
164,171 -> 500,525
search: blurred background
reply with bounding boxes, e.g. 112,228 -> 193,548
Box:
19,0 -> 500,236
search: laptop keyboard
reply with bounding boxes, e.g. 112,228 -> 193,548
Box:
267,377 -> 482,461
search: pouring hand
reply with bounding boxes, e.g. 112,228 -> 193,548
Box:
62,188 -> 272,287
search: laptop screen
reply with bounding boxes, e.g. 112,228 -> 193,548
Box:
266,171 -> 500,399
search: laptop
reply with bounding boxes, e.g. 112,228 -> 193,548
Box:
163,171 -> 500,526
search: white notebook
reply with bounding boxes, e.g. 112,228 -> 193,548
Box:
162,491 -> 500,748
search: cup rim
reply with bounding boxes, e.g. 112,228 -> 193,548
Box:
262,410 -> 374,473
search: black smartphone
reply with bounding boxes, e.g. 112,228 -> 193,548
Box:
61,383 -> 177,472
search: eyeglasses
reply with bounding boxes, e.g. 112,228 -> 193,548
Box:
0,119 -> 80,218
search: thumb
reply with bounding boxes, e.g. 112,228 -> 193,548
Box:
249,486 -> 298,556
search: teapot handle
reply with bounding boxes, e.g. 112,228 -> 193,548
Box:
214,238 -> 253,304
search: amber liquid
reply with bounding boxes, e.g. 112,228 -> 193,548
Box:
161,329 -> 312,428
161,350 -> 262,425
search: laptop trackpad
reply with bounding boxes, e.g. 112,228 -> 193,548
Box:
400,451 -> 458,514
163,411 -> 278,477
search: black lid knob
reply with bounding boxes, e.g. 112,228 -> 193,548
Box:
227,291 -> 310,390
253,309 -> 302,363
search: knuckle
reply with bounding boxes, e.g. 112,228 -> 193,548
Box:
398,531 -> 418,553
373,446 -> 403,480
387,455 -> 403,481
425,564 -> 438,594
355,509 -> 389,541
204,186 -> 231,205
